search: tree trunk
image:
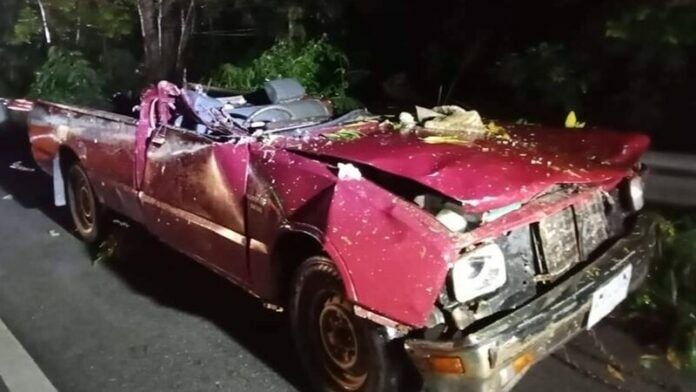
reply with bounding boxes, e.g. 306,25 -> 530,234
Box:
137,0 -> 195,83
35,0 -> 51,45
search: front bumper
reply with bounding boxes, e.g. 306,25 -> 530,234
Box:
405,213 -> 657,392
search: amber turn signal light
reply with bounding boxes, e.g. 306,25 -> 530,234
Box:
427,356 -> 466,374
512,352 -> 535,374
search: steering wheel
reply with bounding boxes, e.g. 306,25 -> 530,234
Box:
242,105 -> 294,129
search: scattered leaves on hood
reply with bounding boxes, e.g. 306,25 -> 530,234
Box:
485,121 -> 512,140
323,128 -> 364,141
421,135 -> 472,146
565,111 -> 586,129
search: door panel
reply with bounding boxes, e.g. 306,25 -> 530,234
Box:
141,127 -> 250,283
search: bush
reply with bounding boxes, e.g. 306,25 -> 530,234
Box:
29,47 -> 108,108
626,212 -> 696,371
210,37 -> 360,113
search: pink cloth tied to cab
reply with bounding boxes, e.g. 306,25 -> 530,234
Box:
134,81 -> 181,189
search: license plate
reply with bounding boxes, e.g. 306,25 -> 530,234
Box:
587,265 -> 632,329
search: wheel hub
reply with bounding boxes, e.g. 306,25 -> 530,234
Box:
70,169 -> 95,232
319,301 -> 359,370
316,295 -> 367,390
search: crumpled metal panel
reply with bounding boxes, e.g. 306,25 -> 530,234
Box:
289,122 -> 650,213
247,145 -> 460,326
322,179 -> 460,325
141,127 -> 251,283
135,81 -> 181,189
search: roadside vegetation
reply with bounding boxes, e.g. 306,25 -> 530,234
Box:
2,1 -> 695,152
29,47 -> 107,107
209,37 -> 359,113
625,210 -> 696,371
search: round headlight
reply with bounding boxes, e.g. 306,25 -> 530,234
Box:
451,243 -> 507,303
628,176 -> 645,211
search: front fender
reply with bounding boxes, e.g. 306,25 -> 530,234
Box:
253,147 -> 460,327
321,178 -> 460,327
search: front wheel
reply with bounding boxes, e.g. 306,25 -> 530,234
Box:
66,163 -> 104,243
290,256 -> 415,392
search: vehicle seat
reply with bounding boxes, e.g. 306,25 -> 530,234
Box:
225,99 -> 330,123
263,78 -> 306,103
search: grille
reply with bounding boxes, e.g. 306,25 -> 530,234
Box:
575,192 -> 609,258
535,193 -> 609,278
537,207 -> 579,276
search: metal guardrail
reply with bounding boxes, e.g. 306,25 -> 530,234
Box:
643,151 -> 696,207
0,100 -> 8,127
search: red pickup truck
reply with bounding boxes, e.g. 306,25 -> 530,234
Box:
21,79 -> 656,392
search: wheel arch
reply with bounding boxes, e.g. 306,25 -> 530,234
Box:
58,145 -> 80,174
271,225 -> 357,307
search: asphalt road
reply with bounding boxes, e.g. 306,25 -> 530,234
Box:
0,124 -> 692,392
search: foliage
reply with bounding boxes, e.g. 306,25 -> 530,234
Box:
99,47 -> 142,94
7,0 -> 135,46
323,128 -> 364,141
494,42 -> 590,117
8,5 -> 42,45
605,5 -> 696,46
29,47 -> 108,107
626,212 -> 696,371
1,0 -> 695,151
1,0 -> 137,97
210,37 -> 360,113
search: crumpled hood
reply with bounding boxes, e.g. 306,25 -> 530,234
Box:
286,123 -> 650,213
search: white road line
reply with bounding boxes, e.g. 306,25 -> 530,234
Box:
0,318 -> 58,392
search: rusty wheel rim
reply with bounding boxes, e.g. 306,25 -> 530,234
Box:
317,295 -> 368,390
69,168 -> 95,233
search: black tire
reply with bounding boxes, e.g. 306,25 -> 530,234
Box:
290,256 -> 414,392
66,163 -> 104,243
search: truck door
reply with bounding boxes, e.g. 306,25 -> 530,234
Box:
139,126 -> 251,284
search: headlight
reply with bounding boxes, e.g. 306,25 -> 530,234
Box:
451,243 -> 507,303
627,176 -> 645,211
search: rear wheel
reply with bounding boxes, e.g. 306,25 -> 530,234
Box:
66,163 -> 104,243
290,256 -> 414,392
